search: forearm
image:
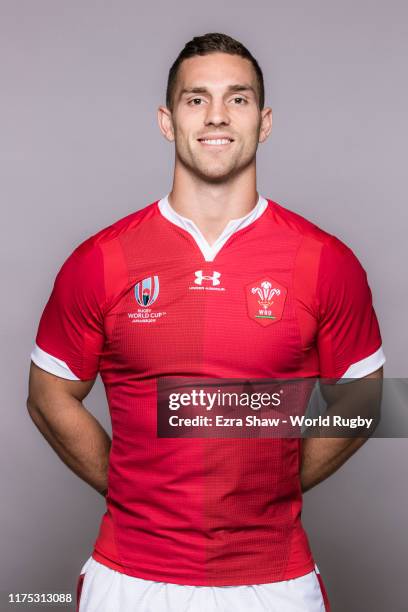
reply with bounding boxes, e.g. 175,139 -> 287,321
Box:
27,395 -> 111,497
301,370 -> 382,492
300,436 -> 366,492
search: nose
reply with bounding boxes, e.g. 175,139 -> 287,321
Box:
204,99 -> 230,127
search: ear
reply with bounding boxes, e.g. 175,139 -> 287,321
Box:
259,106 -> 272,143
157,106 -> 175,142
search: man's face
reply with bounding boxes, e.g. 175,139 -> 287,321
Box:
161,53 -> 272,183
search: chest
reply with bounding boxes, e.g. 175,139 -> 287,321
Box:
101,234 -> 318,378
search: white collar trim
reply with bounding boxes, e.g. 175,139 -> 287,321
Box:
158,194 -> 268,261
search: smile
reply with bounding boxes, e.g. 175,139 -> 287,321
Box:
198,138 -> 233,146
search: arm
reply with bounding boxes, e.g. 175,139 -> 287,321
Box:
27,361 -> 111,497
300,366 -> 383,493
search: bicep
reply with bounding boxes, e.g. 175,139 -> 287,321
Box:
31,241 -> 106,382
320,366 -> 383,406
28,361 -> 96,409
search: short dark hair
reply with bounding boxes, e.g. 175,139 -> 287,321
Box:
166,32 -> 265,111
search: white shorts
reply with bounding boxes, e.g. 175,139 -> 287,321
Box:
76,556 -> 330,612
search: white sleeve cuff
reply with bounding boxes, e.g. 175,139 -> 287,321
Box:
30,343 -> 80,380
339,345 -> 386,382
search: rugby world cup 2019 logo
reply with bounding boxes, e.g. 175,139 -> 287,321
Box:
134,276 -> 160,307
128,275 -> 167,324
245,278 -> 287,327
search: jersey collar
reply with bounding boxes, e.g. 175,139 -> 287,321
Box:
157,194 -> 268,262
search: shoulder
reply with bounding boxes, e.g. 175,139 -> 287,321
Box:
72,200 -> 160,260
266,198 -> 362,263
265,198 -> 333,245
52,201 -> 160,289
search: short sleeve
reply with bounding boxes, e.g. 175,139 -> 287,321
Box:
30,238 -> 106,381
316,236 -> 385,380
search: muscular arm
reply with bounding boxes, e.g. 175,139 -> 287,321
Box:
26,361 -> 111,497
300,366 -> 383,493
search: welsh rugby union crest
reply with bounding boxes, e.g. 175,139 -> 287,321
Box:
245,278 -> 287,326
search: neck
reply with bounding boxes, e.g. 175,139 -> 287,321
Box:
168,162 -> 258,245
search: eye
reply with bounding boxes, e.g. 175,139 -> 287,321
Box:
232,96 -> 247,104
188,98 -> 204,106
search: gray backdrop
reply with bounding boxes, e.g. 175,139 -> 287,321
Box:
1,1 -> 407,611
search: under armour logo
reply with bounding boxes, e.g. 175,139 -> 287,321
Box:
194,270 -> 221,286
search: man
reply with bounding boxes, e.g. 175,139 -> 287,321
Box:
27,33 -> 385,611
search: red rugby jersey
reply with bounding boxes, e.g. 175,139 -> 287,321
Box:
30,196 -> 385,586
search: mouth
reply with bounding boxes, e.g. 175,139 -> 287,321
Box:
197,137 -> 234,147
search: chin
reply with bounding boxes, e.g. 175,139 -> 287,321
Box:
194,153 -> 254,183
194,160 -> 239,181
197,168 -> 236,184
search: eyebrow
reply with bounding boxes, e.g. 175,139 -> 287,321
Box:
180,84 -> 257,97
